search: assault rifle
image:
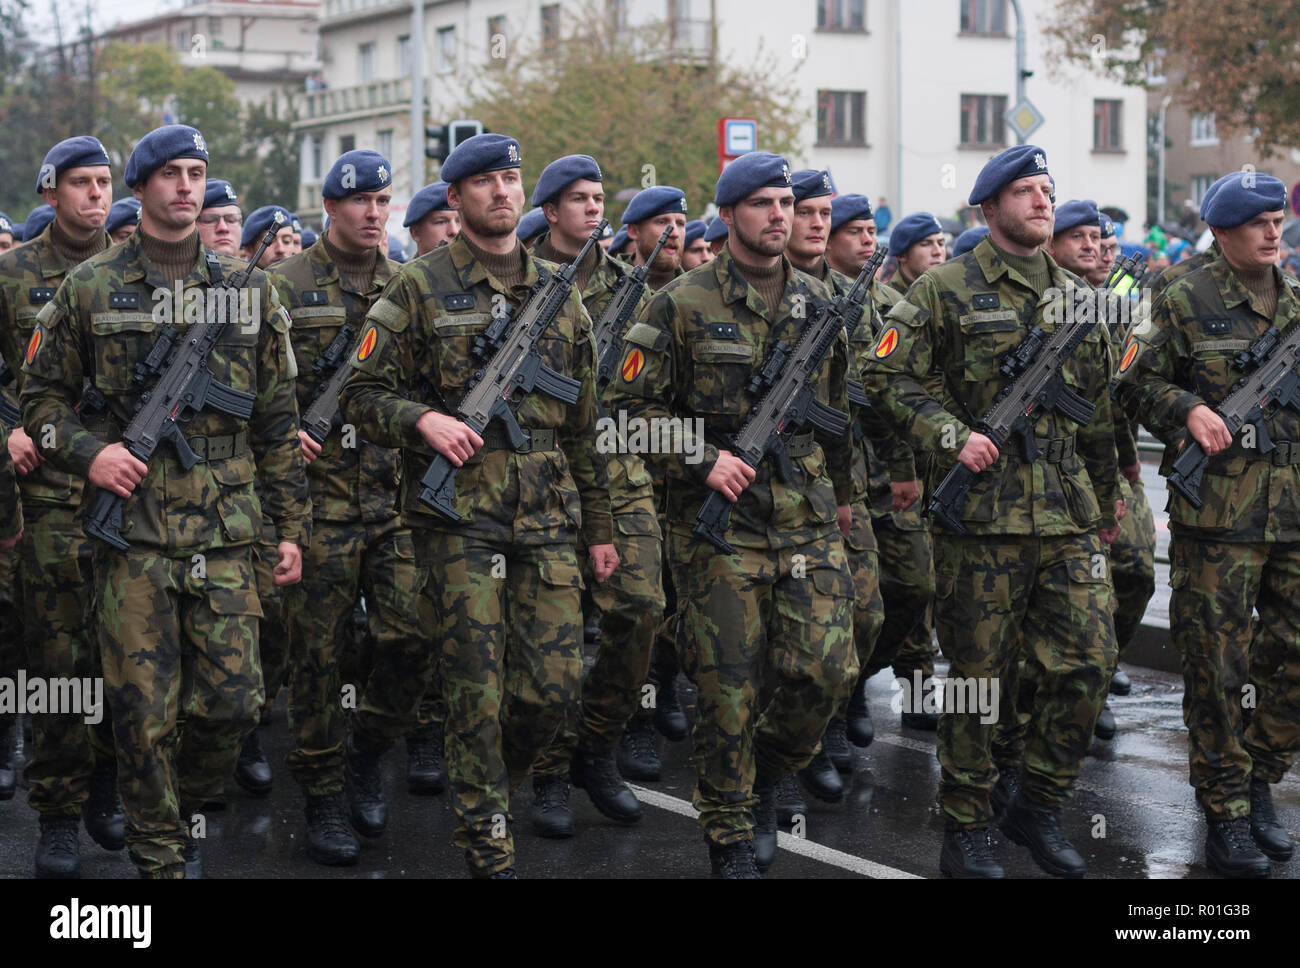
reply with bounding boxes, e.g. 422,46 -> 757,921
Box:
593,225 -> 673,389
300,322 -> 356,444
0,356 -> 18,427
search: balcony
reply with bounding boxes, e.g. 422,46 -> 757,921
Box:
624,17 -> 714,66
293,76 -> 412,126
320,0 -> 409,26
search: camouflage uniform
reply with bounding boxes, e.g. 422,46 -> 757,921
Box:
610,248 -> 857,846
864,236 -> 1120,829
531,235 -> 664,781
339,234 -> 612,875
1125,255 -> 1300,818
0,224 -> 117,820
0,424 -> 19,774
20,230 -> 311,876
268,239 -> 430,796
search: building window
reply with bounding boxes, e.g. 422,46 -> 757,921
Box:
207,16 -> 222,38
960,93 -> 1007,147
358,42 -> 375,83
816,90 -> 866,146
1093,99 -> 1123,151
1191,113 -> 1219,146
339,134 -> 356,155
398,34 -> 411,74
175,29 -> 189,52
1145,47 -> 1166,85
607,0 -> 628,32
817,0 -> 865,31
960,0 -> 1007,35
377,130 -> 393,160
1190,174 -> 1217,205
436,26 -> 457,73
308,134 -> 323,181
541,4 -> 561,49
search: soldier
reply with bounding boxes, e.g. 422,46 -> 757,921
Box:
0,213 -> 16,254
197,180 -> 242,256
241,205 -> 297,268
780,170 -> 887,806
704,217 -> 728,257
267,149 -> 432,865
105,199 -> 142,245
827,195 -> 939,739
20,124 -> 310,878
952,225 -> 990,259
527,154 -> 664,836
0,423 -> 20,801
288,214 -> 304,257
0,136 -> 124,878
681,219 -> 713,270
612,152 -> 857,878
302,227 -> 318,250
865,145 -> 1122,879
518,207 -> 548,249
1126,172 -> 1300,878
885,212 -> 949,294
1089,214 -> 1119,289
405,182 -> 460,256
339,133 -> 617,878
22,205 -> 55,243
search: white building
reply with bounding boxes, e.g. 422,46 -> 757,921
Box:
297,0 -> 1147,238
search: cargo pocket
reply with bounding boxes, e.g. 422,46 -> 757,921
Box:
211,456 -> 260,544
433,313 -> 492,394
1059,456 -> 1102,528
89,311 -> 157,393
688,339 -> 754,418
1167,454 -> 1247,531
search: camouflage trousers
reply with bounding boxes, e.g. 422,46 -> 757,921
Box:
933,532 -> 1115,829
97,546 -> 263,878
864,512 -> 936,683
20,504 -> 116,817
837,500 -> 883,717
286,517 -> 430,797
668,529 -> 856,846
252,527 -> 292,719
1110,478 -> 1157,654
0,547 -> 21,736
415,530 -> 584,875
1169,534 -> 1300,819
535,502 -> 665,778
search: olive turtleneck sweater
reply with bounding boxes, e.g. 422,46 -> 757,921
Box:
1234,266 -> 1280,319
49,218 -> 108,267
464,235 -> 527,290
322,230 -> 379,292
731,254 -> 786,317
140,228 -> 201,285
534,233 -> 599,292
992,241 -> 1052,297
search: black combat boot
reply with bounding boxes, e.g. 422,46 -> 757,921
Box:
570,748 -> 641,824
182,835 -> 203,879
822,718 -> 853,774
616,718 -> 661,781
584,611 -> 602,644
82,764 -> 125,851
939,828 -> 1005,879
529,777 -> 575,838
487,867 -> 518,879
233,728 -> 273,795
1109,666 -> 1132,695
752,781 -> 778,872
1000,796 -> 1086,878
708,839 -> 761,879
991,764 -> 1021,818
0,725 -> 16,801
35,815 -> 81,878
1205,817 -> 1270,878
845,674 -> 875,748
405,723 -> 447,795
1249,779 -> 1294,861
1094,703 -> 1117,740
344,734 -> 388,838
653,675 -> 688,742
798,749 -> 844,803
774,773 -> 807,827
304,793 -> 360,866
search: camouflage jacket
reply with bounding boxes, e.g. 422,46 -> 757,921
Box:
0,426 -> 19,540
610,247 -> 854,550
863,235 -> 1120,535
20,231 -> 311,555
0,223 -> 109,507
269,240 -> 401,524
338,234 -> 613,547
1127,254 -> 1300,542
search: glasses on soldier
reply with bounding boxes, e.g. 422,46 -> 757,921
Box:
198,212 -> 243,226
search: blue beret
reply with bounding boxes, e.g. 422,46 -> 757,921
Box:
952,225 -> 990,257
684,219 -> 707,246
387,237 -> 407,262
323,149 -> 393,200
531,154 -> 602,208
291,214 -> 303,234
124,125 -> 208,189
105,198 -> 142,235
202,179 -> 239,210
609,226 -> 630,251
791,168 -> 834,203
889,212 -> 945,254
440,133 -> 521,184
517,207 -> 549,244
1099,214 -> 1116,239
715,152 -> 792,207
830,194 -> 873,233
301,227 -> 318,248
968,144 -> 1050,205
240,205 -> 293,248
0,212 -> 12,237
1052,199 -> 1100,236
23,205 -> 54,242
405,181 -> 452,227
703,218 -> 728,243
1201,172 -> 1286,228
1198,177 -> 1227,220
37,136 -> 110,193
622,186 -> 687,225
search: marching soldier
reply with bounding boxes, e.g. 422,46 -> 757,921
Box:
197,180 -> 242,256
241,205 -> 298,268
681,219 -> 713,270
405,182 -> 460,256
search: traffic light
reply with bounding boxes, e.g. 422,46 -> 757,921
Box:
425,120 -> 486,163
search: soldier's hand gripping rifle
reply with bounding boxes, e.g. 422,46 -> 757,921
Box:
83,213 -> 286,550
1167,320 -> 1300,508
593,225 -> 673,390
928,252 -> 1145,534
417,220 -> 608,520
300,322 -> 356,444
693,254 -> 880,555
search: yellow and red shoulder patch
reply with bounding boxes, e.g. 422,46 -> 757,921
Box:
24,325 -> 42,365
355,324 -> 378,363
621,347 -> 645,382
1119,338 -> 1139,373
874,326 -> 899,359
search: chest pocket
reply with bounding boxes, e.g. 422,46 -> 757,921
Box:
688,337 -> 755,416
1189,337 -> 1253,402
433,312 -> 492,393
289,305 -> 348,371
90,311 -> 158,393
958,311 -> 1021,383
